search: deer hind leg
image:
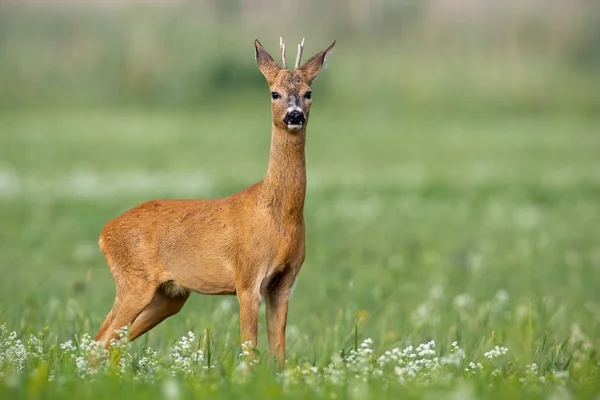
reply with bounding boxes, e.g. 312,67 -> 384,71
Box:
95,290 -> 156,346
94,304 -> 116,343
128,282 -> 190,341
94,257 -> 158,346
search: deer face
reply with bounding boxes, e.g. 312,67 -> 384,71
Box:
255,38 -> 335,133
270,71 -> 311,131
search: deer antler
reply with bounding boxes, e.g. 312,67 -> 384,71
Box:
294,38 -> 305,69
279,37 -> 287,69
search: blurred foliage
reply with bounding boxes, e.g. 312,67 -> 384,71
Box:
0,0 -> 598,113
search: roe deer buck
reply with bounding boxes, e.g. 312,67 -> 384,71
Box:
94,37 -> 335,364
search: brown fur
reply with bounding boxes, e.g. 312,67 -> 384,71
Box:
94,38 -> 335,364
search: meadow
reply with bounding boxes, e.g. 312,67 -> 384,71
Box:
1,106 -> 599,399
1,3 -> 600,399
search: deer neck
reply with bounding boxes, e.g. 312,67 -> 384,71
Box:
261,123 -> 307,222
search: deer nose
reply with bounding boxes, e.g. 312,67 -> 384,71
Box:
283,110 -> 305,126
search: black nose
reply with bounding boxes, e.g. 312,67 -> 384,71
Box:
283,110 -> 305,126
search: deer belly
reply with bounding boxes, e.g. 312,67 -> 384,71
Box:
163,258 -> 236,295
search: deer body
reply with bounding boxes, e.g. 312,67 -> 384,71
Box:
94,38 -> 335,363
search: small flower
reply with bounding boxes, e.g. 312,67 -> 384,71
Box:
465,362 -> 483,376
484,346 -> 508,360
166,332 -> 204,376
440,341 -> 465,366
0,329 -> 28,372
59,340 -> 76,353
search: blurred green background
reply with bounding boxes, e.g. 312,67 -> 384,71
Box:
1,0 -> 599,113
0,0 -> 599,370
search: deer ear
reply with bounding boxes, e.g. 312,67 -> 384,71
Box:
254,39 -> 280,85
299,41 -> 336,84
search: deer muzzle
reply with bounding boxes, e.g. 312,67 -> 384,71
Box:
283,109 -> 305,129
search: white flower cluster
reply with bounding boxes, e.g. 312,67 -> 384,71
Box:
137,346 -> 159,380
279,363 -> 321,389
0,323 -> 46,376
326,338 -> 380,383
0,327 -> 27,374
239,340 -> 255,361
57,329 -> 210,381
27,334 -> 44,362
484,346 -> 509,360
378,340 -> 442,385
60,333 -> 109,378
279,339 -> 381,388
283,339 -> 466,388
233,341 -> 259,383
465,361 -> 483,376
440,341 -> 466,367
520,363 -> 546,385
166,331 -> 205,376
110,326 -> 133,375
0,321 -> 576,393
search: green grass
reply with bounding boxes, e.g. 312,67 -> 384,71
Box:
0,106 -> 599,399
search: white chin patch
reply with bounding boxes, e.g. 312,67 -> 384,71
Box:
287,124 -> 303,130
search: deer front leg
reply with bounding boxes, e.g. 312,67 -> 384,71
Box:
266,293 -> 289,366
237,290 -> 260,350
266,269 -> 297,366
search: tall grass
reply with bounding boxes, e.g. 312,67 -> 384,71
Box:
0,108 -> 599,398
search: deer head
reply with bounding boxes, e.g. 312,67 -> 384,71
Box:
254,38 -> 336,132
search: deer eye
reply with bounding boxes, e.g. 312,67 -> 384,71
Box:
304,91 -> 312,100
271,92 -> 280,100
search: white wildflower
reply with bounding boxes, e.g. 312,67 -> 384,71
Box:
0,329 -> 28,372
484,346 -> 508,360
109,326 -> 133,375
167,331 -> 204,376
59,340 -> 76,353
27,335 -> 44,361
323,354 -> 346,386
464,362 -> 483,376
440,341 -> 465,367
137,347 -> 159,380
519,363 -> 548,386
377,340 -> 441,385
62,333 -> 109,378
